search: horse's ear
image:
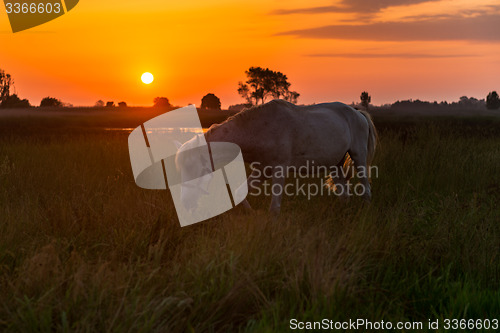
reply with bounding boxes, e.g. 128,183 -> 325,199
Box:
174,140 -> 183,150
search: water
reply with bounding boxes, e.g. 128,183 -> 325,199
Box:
104,127 -> 209,134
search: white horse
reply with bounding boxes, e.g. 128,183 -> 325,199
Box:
177,100 -> 377,213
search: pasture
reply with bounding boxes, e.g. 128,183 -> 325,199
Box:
0,107 -> 499,331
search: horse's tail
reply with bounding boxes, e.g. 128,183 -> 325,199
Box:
358,110 -> 377,166
341,110 -> 377,181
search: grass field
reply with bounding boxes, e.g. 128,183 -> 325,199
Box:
0,107 -> 499,332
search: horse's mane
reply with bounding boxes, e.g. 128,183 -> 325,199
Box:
208,100 -> 294,135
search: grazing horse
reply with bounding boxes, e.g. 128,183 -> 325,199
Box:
177,100 -> 377,213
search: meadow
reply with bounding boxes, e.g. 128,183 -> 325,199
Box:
0,107 -> 499,332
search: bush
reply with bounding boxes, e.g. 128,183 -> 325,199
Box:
0,94 -> 30,108
40,97 -> 62,108
153,97 -> 172,108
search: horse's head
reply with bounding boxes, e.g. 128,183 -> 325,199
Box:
174,135 -> 214,211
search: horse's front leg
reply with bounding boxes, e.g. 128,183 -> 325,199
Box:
240,167 -> 265,210
270,166 -> 286,214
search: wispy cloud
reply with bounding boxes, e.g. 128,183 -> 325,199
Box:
307,53 -> 479,58
272,0 -> 440,15
399,5 -> 500,21
277,14 -> 500,42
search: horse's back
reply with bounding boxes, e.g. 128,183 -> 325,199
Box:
262,101 -> 359,166
223,100 -> 367,167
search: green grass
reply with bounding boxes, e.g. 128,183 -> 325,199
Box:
0,109 -> 499,331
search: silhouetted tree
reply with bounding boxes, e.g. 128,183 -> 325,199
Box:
238,67 -> 300,105
40,97 -> 62,107
95,100 -> 105,107
0,69 -> 14,104
486,91 -> 500,110
360,91 -> 371,110
0,70 -> 31,108
283,90 -> 300,104
201,93 -> 221,110
106,101 -> 115,107
118,101 -> 127,108
0,94 -> 30,108
153,97 -> 172,108
237,83 -> 252,104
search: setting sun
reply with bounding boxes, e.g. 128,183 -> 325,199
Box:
141,72 -> 154,85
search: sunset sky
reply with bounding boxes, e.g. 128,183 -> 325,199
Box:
1,0 -> 500,107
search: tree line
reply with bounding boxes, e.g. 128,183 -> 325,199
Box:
351,92 -> 500,112
1,67 -> 499,111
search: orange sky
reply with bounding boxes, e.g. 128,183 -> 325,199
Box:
1,0 -> 500,107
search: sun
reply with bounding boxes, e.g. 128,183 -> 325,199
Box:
141,72 -> 154,84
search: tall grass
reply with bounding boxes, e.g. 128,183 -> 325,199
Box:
0,114 -> 499,331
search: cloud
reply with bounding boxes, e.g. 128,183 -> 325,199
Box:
307,53 -> 479,58
272,0 -> 440,15
277,14 -> 500,42
400,5 -> 500,21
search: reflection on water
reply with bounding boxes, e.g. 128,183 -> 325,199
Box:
105,127 -> 209,134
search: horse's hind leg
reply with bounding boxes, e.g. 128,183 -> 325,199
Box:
270,166 -> 286,214
348,147 -> 372,202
